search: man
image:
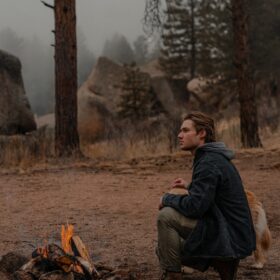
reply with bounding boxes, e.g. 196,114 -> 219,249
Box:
157,112 -> 256,280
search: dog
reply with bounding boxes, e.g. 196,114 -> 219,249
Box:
167,187 -> 272,269
245,190 -> 272,268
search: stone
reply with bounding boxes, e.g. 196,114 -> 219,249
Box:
0,49 -> 36,135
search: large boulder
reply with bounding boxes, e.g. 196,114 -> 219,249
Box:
77,57 -> 192,141
84,56 -> 125,112
140,59 -> 189,118
78,57 -> 187,123
187,77 -> 280,131
78,84 -> 113,141
77,57 -> 158,140
150,77 -> 187,119
0,50 -> 36,135
187,78 -> 238,116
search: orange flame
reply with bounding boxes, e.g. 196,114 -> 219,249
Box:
37,239 -> 48,258
61,224 -> 74,254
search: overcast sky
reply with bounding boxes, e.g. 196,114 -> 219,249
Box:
0,0 -> 147,54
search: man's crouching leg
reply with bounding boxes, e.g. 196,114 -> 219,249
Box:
157,207 -> 197,279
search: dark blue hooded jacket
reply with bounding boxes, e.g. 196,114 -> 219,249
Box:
162,142 -> 256,259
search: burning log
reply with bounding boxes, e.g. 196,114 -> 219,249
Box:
71,236 -> 100,278
17,255 -> 59,279
14,251 -> 86,280
75,257 -> 98,279
55,255 -> 84,274
61,225 -> 74,255
20,256 -> 42,271
71,236 -> 91,263
2,224 -> 137,280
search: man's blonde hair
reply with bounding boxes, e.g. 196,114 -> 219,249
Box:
184,111 -> 216,143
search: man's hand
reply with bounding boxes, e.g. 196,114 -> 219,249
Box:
172,178 -> 187,189
159,178 -> 188,209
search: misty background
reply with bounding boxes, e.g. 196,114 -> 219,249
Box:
0,0 -> 157,116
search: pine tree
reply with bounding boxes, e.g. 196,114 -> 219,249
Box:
248,0 -> 280,78
133,35 -> 148,65
117,64 -> 165,123
159,0 -> 190,79
197,0 -> 233,77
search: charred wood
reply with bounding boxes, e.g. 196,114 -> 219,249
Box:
55,255 -> 83,274
13,270 -> 34,280
0,271 -> 10,280
38,270 -> 74,280
0,252 -> 29,274
20,256 -> 58,279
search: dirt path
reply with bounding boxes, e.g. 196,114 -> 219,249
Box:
0,150 -> 279,279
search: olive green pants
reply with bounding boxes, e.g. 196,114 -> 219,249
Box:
157,207 -> 197,272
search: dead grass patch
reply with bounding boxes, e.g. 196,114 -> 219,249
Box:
0,119 -> 279,168
0,126 -> 54,168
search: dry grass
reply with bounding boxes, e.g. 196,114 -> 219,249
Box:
216,117 -> 241,148
216,117 -> 280,150
0,126 -> 54,168
82,135 -> 172,160
0,119 -> 279,168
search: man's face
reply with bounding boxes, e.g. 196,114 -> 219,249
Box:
178,119 -> 205,153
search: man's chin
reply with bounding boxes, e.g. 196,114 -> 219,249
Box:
180,145 -> 190,151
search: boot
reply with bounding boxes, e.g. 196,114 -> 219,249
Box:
211,259 -> 240,280
160,271 -> 183,280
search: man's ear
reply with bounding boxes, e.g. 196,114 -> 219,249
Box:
198,129 -> 206,140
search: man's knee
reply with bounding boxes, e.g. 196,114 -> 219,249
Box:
158,207 -> 197,231
157,207 -> 178,226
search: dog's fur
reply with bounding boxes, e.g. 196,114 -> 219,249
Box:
167,188 -> 272,268
245,190 -> 272,268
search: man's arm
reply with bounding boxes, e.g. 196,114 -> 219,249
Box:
161,162 -> 220,218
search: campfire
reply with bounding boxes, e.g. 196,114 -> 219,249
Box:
8,224 -> 128,280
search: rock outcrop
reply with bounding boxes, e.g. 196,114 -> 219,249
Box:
140,59 -> 189,118
187,77 -> 280,130
78,83 -> 113,141
78,57 -> 188,135
0,50 -> 36,135
76,57 -> 193,141
84,56 -> 125,113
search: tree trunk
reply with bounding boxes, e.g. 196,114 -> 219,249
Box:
54,0 -> 80,156
231,0 -> 262,148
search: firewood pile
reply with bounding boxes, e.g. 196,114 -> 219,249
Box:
0,225 -> 138,280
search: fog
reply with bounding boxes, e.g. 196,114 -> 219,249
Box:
0,0 -> 150,116
0,0 -> 146,53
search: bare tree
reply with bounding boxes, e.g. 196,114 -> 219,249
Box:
42,0 -> 80,156
231,0 -> 262,148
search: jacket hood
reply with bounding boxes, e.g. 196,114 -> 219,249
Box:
197,142 -> 235,160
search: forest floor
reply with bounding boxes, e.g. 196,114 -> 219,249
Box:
0,148 -> 279,279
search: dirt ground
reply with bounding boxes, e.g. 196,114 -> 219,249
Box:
0,149 -> 279,279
